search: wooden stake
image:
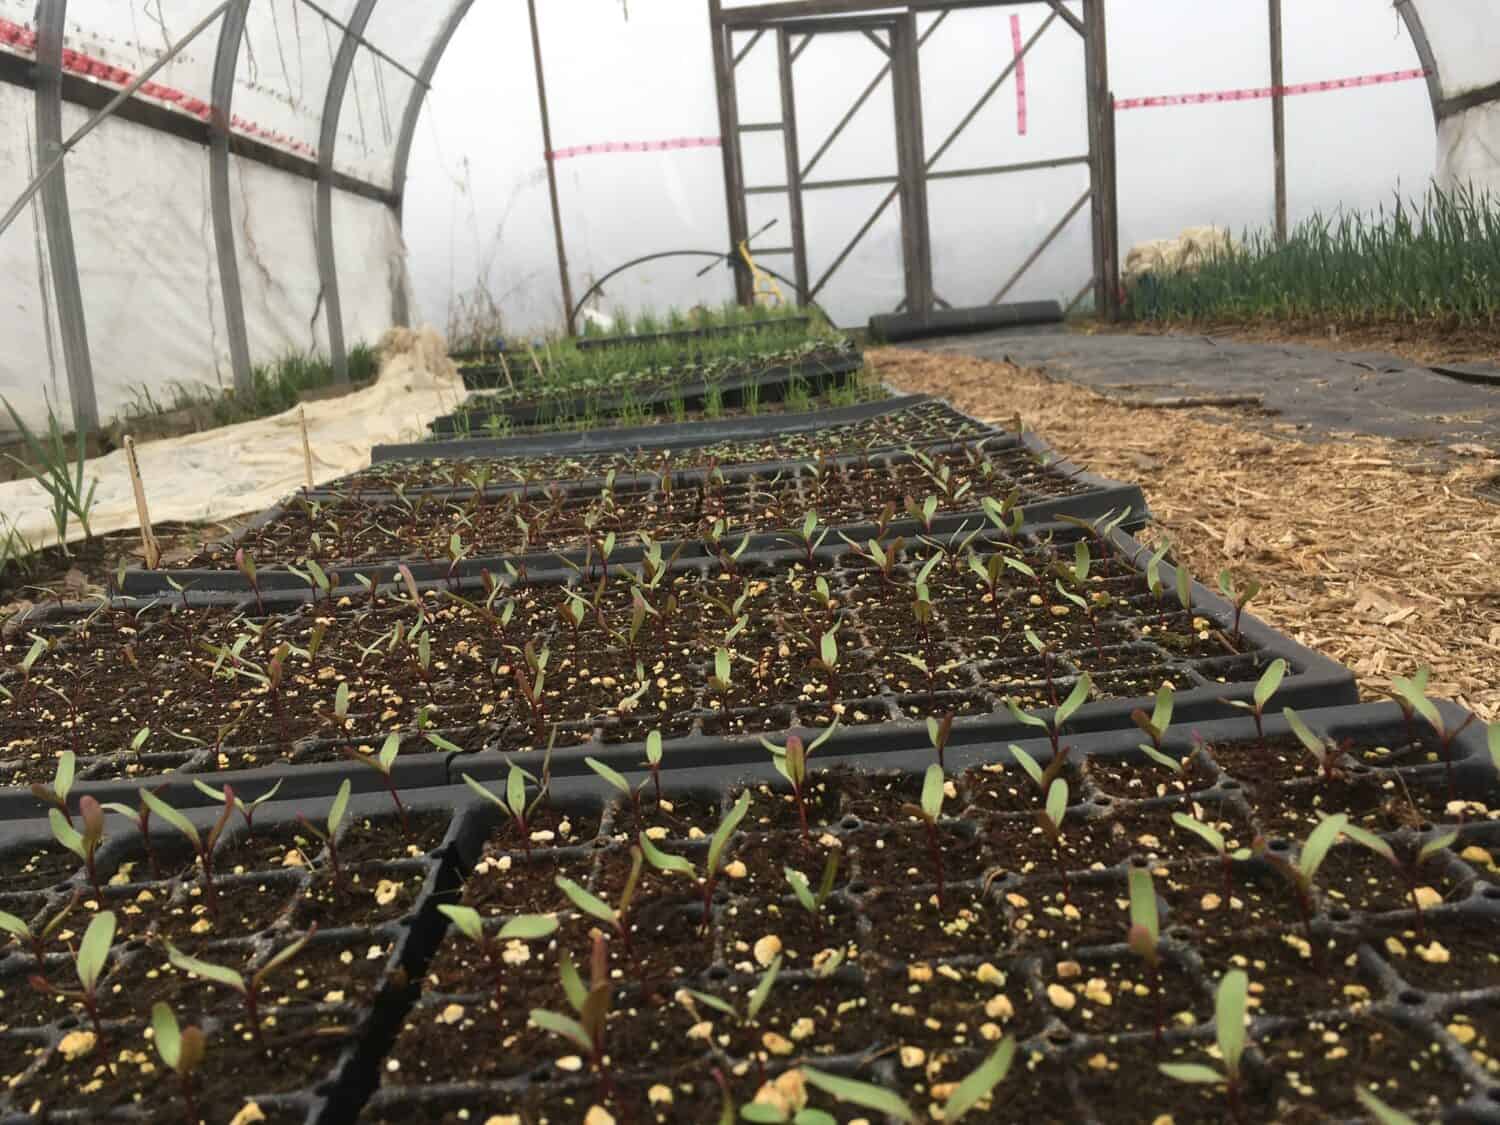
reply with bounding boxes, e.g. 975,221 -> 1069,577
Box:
299,405 -> 313,489
497,351 -> 516,392
123,435 -> 160,569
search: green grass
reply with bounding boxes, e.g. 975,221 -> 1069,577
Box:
581,299 -> 809,340
117,344 -> 380,431
1125,185 -> 1500,326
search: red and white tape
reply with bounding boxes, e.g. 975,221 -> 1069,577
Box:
548,136 -> 722,162
1115,66 -> 1429,111
1011,14 -> 1027,136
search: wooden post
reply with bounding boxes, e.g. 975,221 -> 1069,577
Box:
526,0 -> 577,335
299,405 -> 314,490
122,436 -> 160,570
776,28 -> 810,306
1082,0 -> 1119,321
1268,0 -> 1288,244
708,0 -> 754,306
890,15 -> 934,317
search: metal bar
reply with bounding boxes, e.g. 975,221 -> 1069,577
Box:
800,9 -> 947,181
1393,0 -> 1443,125
317,0 -> 378,385
862,28 -> 891,56
732,27 -> 765,65
933,292 -> 952,310
925,10 -> 1056,174
528,0 -> 577,335
2,1 -> 233,240
809,186 -> 898,300
745,185 -> 790,195
709,0 -> 754,305
989,187 -> 1090,304
891,14 -> 933,315
777,28 -> 810,304
1081,0 -> 1118,320
33,0 -> 98,433
926,153 -> 1089,181
1064,277 -> 1093,315
722,0 -> 1039,27
391,0 -> 475,326
737,122 -> 785,132
1043,0 -> 1084,36
805,173 -> 902,191
297,0 -> 428,89
211,0 -> 253,396
1439,80 -> 1500,120
1269,0 -> 1287,244
791,33 -> 813,61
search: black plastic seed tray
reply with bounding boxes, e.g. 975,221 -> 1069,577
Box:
14,519 -> 1368,816
341,703 -> 1497,1122
116,429 -> 1146,595
429,347 -> 865,434
370,393 -> 986,464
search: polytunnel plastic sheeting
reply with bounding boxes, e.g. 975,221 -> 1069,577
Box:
1407,0 -> 1500,192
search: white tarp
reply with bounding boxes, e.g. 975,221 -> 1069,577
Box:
0,328 -> 464,553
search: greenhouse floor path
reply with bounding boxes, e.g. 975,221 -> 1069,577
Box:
908,329 -> 1500,452
872,345 -> 1500,725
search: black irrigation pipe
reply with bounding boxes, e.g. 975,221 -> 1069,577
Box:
430,349 -> 865,434
373,392 -> 946,463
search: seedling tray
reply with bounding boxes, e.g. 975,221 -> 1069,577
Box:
574,315 -> 811,352
9,519 -> 1356,814
369,393 -> 991,467
430,347 -> 865,434
118,429 -> 1146,594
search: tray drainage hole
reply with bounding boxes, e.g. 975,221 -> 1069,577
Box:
1045,1029 -> 1073,1046
1267,839 -> 1292,854
1483,888 -> 1500,902
1220,780 -> 1241,791
1398,990 -> 1427,1007
841,816 -> 861,830
848,882 -> 870,895
707,966 -> 730,981
1487,1088 -> 1500,1106
1328,908 -> 1352,923
1092,796 -> 1112,808
1418,822 -> 1435,834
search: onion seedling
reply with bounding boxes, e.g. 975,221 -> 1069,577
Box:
1159,968 -> 1250,1122
681,953 -> 781,1032
29,749 -> 75,824
0,891 -> 77,975
1390,670 -> 1476,804
760,719 -> 841,845
903,764 -> 951,911
164,928 -> 315,1052
151,1002 -> 206,1124
637,791 -> 750,933
49,795 -> 105,899
784,852 -> 840,934
1283,707 -> 1344,784
30,909 -> 113,1038
298,778 -> 352,886
190,779 -> 283,841
1216,569 -> 1260,645
1256,813 -> 1349,957
1222,659 -> 1286,744
142,788 -> 235,918
1036,778 -> 1072,899
1171,811 -> 1251,901
557,846 -> 644,962
1126,866 -> 1166,1044
1005,673 -> 1092,760
530,932 -> 615,1098
1339,823 -> 1457,939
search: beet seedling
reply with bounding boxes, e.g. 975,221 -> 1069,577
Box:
1037,777 -> 1072,899
1132,683 -> 1175,756
643,730 -> 665,807
1159,968 -> 1250,1122
101,786 -> 168,880
29,750 -> 75,825
1340,823 -> 1457,939
760,719 -> 841,845
939,1036 -> 1018,1121
151,1001 -> 206,1124
0,891 -> 77,974
1126,866 -> 1165,1044
462,756 -> 553,860
1143,538 -> 1172,603
784,852 -> 840,934
681,953 -> 782,1031
1005,673 -> 1092,759
30,909 -> 113,1038
164,928 -> 315,1052
142,788 -> 235,919
556,845 -> 644,962
1356,1087 -> 1421,1125
1222,659 -> 1286,744
50,795 -> 105,900
531,933 -> 615,1098
1216,569 -> 1260,644
927,713 -> 954,770
903,763 -> 950,911
981,493 -> 1024,540
1390,669 -> 1476,804
784,510 -> 829,565
297,778 -> 352,886
1385,665 -> 1430,748
637,791 -> 749,933
1256,813 -> 1349,956
191,779 -> 283,841
797,1068 -> 915,1123
1283,707 -> 1344,783
235,548 -> 264,615
342,732 -> 411,838
1171,811 -> 1251,901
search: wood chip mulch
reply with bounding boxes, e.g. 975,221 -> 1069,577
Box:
872,345 -> 1500,722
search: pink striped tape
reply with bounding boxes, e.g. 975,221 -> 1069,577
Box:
1115,67 -> 1429,111
1011,14 -> 1027,136
548,136 -> 722,162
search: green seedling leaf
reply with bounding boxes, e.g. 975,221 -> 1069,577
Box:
1171,811 -> 1227,855
328,778 -> 352,836
555,876 -> 616,925
164,942 -> 245,992
1391,670 -> 1441,729
506,763 -> 528,819
1045,778 -> 1068,829
708,791 -> 751,874
1254,659 -> 1287,709
55,750 -> 75,801
784,867 -> 816,914
1282,707 -> 1324,757
1147,683 -> 1173,735
0,910 -> 29,939
639,831 -> 696,878
683,988 -> 739,1020
76,911 -> 114,991
1215,968 -> 1249,1075
942,1036 -> 1017,1121
1007,744 -> 1045,788
920,763 -> 945,821
1298,813 -> 1350,881
645,730 -> 663,766
559,951 -> 587,1013
377,733 -> 400,772
1054,674 -> 1092,729
819,630 -> 837,668
139,790 -> 201,851
437,904 -> 484,943
1356,1086 -> 1420,1125
1418,831 -> 1458,866
424,732 -> 464,754
1141,745 -> 1187,774
49,809 -> 84,858
801,1068 -> 914,1122
152,1002 -> 183,1069
1175,561 -> 1192,611
1339,822 -> 1397,866
1159,1062 -> 1225,1086
1489,723 -> 1499,772
498,914 -> 559,941
1005,698 -> 1049,733
746,954 -> 782,1022
1128,866 -> 1159,943
585,757 -> 631,797
529,1008 -> 594,1053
